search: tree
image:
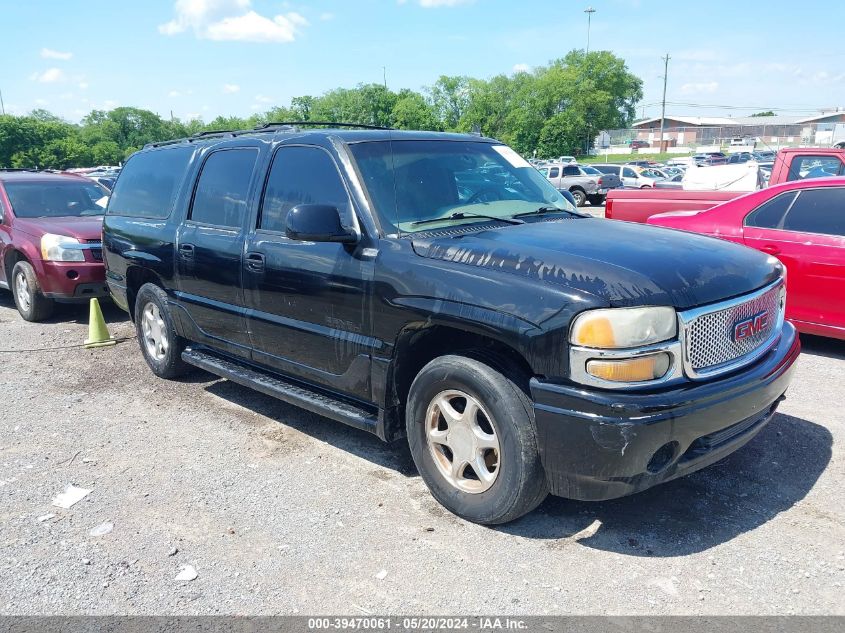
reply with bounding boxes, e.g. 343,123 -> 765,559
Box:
391,90 -> 439,130
750,111 -> 775,117
426,75 -> 471,131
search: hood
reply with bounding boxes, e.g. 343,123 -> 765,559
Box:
13,216 -> 104,241
411,217 -> 782,310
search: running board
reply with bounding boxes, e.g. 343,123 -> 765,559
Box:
181,348 -> 380,434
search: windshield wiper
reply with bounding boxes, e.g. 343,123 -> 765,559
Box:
512,206 -> 583,219
411,212 -> 524,227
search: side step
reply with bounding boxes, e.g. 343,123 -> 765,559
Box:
182,348 -> 380,434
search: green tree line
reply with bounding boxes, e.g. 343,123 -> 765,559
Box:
0,50 -> 642,169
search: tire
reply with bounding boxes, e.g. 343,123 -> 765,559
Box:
134,283 -> 189,379
587,194 -> 605,206
11,260 -> 54,322
406,355 -> 547,525
569,188 -> 587,206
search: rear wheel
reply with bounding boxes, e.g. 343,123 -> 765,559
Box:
11,261 -> 54,322
406,355 -> 547,525
570,188 -> 587,206
134,283 -> 188,379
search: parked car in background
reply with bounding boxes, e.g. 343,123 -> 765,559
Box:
728,152 -> 756,164
103,126 -> 798,525
0,170 -> 109,321
693,152 -> 728,166
654,172 -> 685,188
593,163 -> 657,188
538,163 -> 600,206
606,147 -> 845,223
580,164 -> 622,201
647,177 -> 845,340
628,140 -> 650,149
557,155 -> 576,164
626,160 -> 659,167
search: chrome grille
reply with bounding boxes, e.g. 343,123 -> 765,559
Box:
683,282 -> 784,376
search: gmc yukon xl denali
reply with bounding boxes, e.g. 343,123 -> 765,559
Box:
103,125 -> 799,525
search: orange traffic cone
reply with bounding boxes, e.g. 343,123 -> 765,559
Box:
84,298 -> 116,348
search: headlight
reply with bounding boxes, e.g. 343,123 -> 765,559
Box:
40,233 -> 85,262
570,306 -> 677,349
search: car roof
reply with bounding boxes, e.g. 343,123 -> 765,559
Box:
142,127 -> 497,153
0,170 -> 93,184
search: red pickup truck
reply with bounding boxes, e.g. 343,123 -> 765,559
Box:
606,147 -> 845,223
0,170 -> 109,321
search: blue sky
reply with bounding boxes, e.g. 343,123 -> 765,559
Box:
2,0 -> 844,124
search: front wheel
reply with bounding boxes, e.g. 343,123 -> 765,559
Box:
11,261 -> 54,322
406,355 -> 547,525
134,283 -> 188,379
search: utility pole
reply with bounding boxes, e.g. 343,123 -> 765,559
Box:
382,66 -> 387,90
584,7 -> 596,54
0,88 -> 5,116
659,54 -> 670,151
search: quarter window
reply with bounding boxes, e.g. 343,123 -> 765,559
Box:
190,149 -> 258,228
259,146 -> 350,233
548,167 -> 560,178
107,146 -> 194,219
745,192 -> 797,229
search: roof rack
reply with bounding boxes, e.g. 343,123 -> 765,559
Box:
254,121 -> 393,131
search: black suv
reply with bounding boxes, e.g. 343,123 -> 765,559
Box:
102,125 -> 799,525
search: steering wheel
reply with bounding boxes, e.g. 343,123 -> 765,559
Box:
467,187 -> 502,204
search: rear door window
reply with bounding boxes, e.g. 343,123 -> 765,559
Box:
548,167 -> 560,178
622,167 -> 638,178
562,165 -> 580,176
781,188 -> 845,236
107,146 -> 194,218
189,148 -> 258,228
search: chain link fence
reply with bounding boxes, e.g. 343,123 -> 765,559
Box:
596,121 -> 845,154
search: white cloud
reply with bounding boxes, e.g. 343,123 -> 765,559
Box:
41,48 -> 73,60
169,90 -> 183,97
254,94 -> 273,103
319,12 -> 334,20
680,81 -> 719,95
78,81 -> 89,90
223,83 -> 240,93
159,0 -> 308,43
512,63 -> 531,73
30,68 -> 65,83
103,99 -> 119,109
34,98 -> 49,106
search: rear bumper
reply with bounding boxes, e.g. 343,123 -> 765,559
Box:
39,261 -> 108,301
531,322 -> 800,501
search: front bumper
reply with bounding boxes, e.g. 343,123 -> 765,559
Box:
40,261 -> 108,301
531,322 -> 800,501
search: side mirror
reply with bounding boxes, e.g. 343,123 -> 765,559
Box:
285,204 -> 358,244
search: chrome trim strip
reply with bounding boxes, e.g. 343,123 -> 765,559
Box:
678,279 -> 786,380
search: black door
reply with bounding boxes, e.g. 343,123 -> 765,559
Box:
243,144 -> 374,401
175,147 -> 259,359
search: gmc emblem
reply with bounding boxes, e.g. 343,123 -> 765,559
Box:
733,310 -> 770,342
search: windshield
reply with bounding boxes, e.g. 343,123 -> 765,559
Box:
5,181 -> 108,218
348,140 -> 574,234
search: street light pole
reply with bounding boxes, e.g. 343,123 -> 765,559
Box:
659,54 -> 670,152
584,7 -> 596,54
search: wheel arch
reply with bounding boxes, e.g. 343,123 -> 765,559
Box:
125,266 -> 166,322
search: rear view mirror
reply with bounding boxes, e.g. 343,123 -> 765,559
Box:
285,204 -> 359,244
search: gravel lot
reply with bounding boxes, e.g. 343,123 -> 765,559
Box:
1,287 -> 843,616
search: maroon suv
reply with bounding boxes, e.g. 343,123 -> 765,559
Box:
0,170 -> 109,321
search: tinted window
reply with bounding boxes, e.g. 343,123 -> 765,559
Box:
190,149 -> 258,228
107,146 -> 194,218
745,191 -> 797,229
259,146 -> 350,233
787,156 -> 845,182
593,165 -> 615,175
782,188 -> 845,236
562,165 -> 580,176
623,168 -> 638,178
549,167 -> 560,178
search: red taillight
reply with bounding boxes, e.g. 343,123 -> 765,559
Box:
597,177 -> 603,187
606,197 -> 613,218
